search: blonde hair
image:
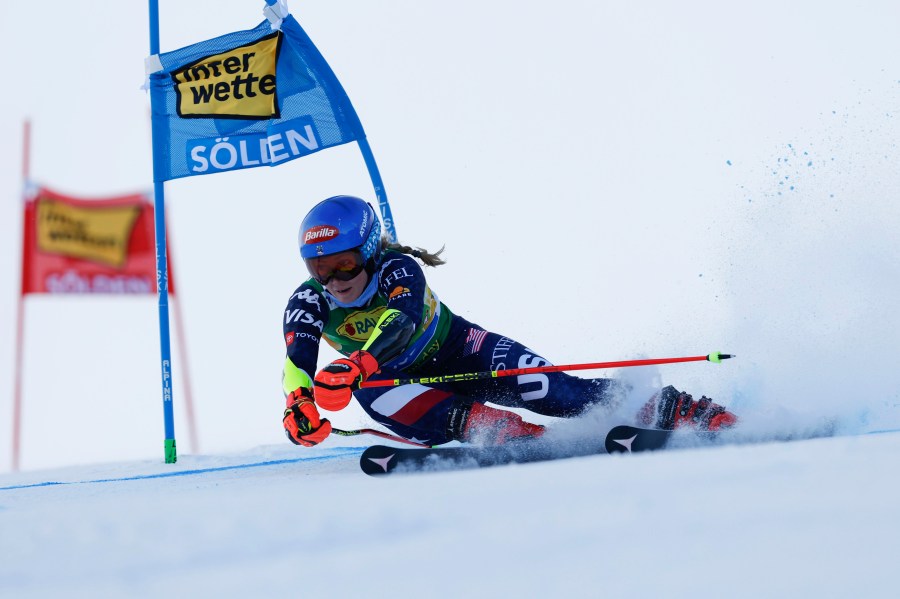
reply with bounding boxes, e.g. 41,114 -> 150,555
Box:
380,236 -> 446,267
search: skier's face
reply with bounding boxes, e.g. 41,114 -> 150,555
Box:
324,267 -> 368,303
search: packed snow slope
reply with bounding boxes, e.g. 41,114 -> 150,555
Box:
2,429 -> 899,598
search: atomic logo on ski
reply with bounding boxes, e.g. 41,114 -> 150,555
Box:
604,426 -> 674,454
367,454 -> 395,473
611,434 -> 638,453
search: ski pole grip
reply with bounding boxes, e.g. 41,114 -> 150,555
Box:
707,352 -> 734,363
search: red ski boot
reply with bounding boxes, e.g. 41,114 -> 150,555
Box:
638,385 -> 737,431
462,402 -> 545,445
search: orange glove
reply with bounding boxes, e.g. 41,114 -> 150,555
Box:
314,350 -> 379,411
283,387 -> 332,447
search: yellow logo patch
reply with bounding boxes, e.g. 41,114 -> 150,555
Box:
173,32 -> 282,119
36,199 -> 141,268
422,287 -> 439,326
336,307 -> 387,342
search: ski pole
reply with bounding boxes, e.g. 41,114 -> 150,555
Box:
360,352 -> 733,389
331,426 -> 431,447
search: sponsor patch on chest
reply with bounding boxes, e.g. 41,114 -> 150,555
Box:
335,307 -> 387,342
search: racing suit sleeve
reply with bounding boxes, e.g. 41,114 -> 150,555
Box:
282,283 -> 329,395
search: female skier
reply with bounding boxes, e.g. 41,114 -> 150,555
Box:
282,195 -> 737,447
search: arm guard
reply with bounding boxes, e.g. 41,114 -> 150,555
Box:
361,308 -> 416,365
282,357 -> 314,396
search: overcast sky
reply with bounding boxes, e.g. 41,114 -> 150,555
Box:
2,1 -> 899,471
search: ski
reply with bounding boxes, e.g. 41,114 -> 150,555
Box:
359,441 -> 585,476
359,425 -> 679,476
604,425 -> 675,454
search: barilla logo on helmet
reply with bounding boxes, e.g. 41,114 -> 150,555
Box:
303,225 -> 339,244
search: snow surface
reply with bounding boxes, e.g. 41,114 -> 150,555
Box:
2,430 -> 899,597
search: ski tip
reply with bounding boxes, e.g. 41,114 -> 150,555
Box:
359,446 -> 399,476
707,352 -> 734,363
605,425 -> 674,454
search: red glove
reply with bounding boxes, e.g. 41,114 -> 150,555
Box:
314,350 -> 379,411
283,387 -> 332,447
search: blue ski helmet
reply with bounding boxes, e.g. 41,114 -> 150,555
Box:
299,195 -> 382,260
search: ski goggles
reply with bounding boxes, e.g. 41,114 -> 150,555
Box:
304,249 -> 365,285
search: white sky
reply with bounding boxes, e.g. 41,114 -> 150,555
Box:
1,0 -> 899,471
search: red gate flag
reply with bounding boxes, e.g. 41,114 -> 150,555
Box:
21,186 -> 173,295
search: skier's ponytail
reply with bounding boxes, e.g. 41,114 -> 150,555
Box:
380,236 -> 446,267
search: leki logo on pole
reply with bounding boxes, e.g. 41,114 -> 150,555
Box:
172,32 -> 283,119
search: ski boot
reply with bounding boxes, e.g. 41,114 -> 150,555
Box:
638,385 -> 737,431
449,401 -> 545,445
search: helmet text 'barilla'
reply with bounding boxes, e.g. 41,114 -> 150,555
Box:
304,226 -> 338,244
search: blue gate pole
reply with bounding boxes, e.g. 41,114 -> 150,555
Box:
262,0 -> 398,242
148,0 -> 177,463
358,137 -> 397,243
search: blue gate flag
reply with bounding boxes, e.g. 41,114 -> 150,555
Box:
148,14 -> 365,181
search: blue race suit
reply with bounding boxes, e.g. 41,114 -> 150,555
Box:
283,250 -> 616,445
